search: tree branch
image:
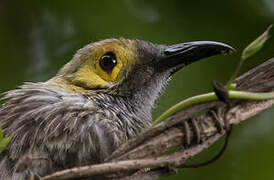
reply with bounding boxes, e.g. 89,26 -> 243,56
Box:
42,58 -> 274,180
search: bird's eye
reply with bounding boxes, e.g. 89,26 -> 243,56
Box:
99,52 -> 117,72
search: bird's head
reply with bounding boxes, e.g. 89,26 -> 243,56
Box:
51,38 -> 233,108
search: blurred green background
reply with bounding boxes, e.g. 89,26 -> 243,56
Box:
1,0 -> 274,179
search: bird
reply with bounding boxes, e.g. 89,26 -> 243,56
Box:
0,38 -> 233,180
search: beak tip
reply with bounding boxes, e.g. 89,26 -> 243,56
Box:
206,41 -> 236,55
221,45 -> 236,55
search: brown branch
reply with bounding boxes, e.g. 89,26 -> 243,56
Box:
42,58 -> 274,180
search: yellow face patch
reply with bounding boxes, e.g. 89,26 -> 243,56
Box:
66,38 -> 138,91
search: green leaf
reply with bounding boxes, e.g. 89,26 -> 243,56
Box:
241,25 -> 272,61
0,137 -> 11,154
226,25 -> 272,86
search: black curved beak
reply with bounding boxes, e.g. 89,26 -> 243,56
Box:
157,41 -> 235,71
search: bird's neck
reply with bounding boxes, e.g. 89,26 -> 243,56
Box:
91,93 -> 153,121
84,93 -> 152,139
112,73 -> 171,117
